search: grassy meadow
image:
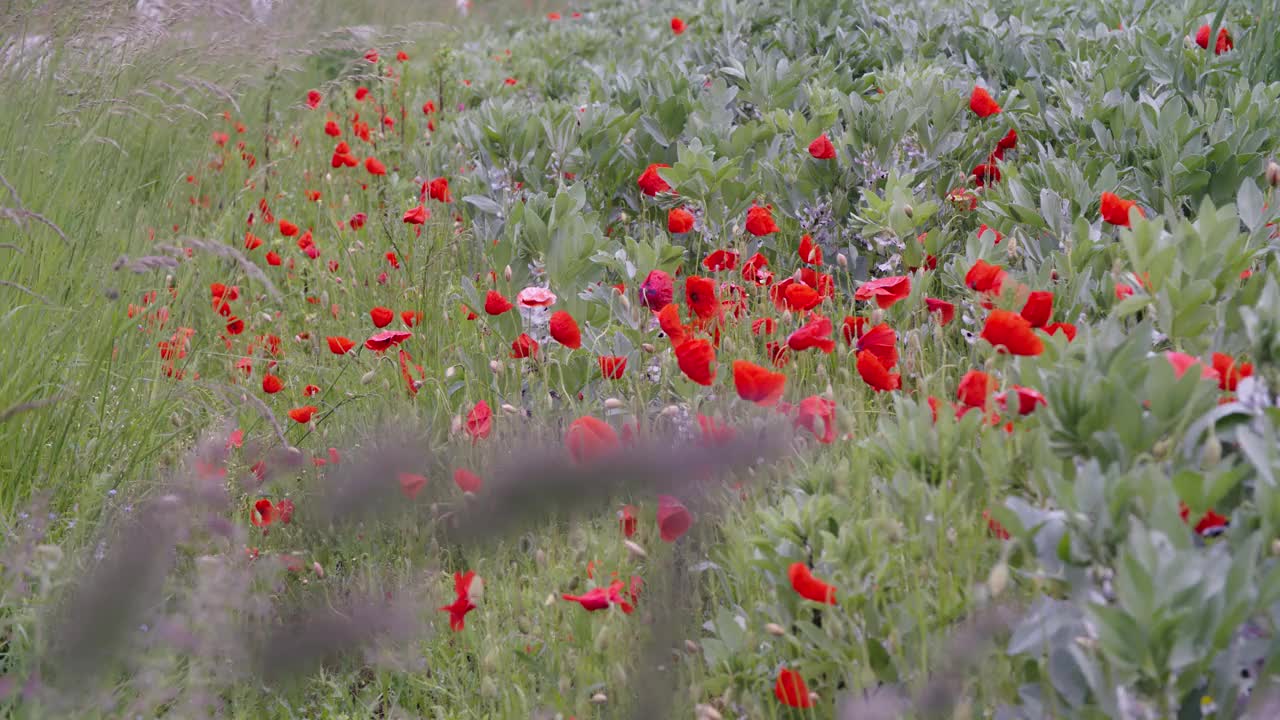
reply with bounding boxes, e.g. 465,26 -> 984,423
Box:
3,0 -> 1280,718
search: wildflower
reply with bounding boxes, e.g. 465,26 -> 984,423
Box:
288,405 -> 318,424
855,275 -> 911,309
326,336 -> 356,355
745,204 -> 779,236
306,90 -> 322,108
702,249 -> 739,272
675,339 -> 717,385
668,207 -> 695,234
956,370 -> 994,410
794,396 -> 837,443
775,668 -> 813,708
788,562 -> 837,604
798,234 -> 823,264
685,276 -> 719,320
364,330 -> 411,352
1100,192 -> 1143,226
250,498 -> 274,527
787,315 -> 835,353
427,176 -> 452,203
639,269 -> 675,311
365,157 -> 387,176
637,163 -> 671,196
856,350 -> 900,391
732,360 -> 786,406
599,356 -> 627,379
970,86 -> 1002,117
439,571 -> 478,631
510,333 -> 538,358
465,401 -> 492,441
980,309 -> 1045,356
1194,24 -> 1233,54
549,311 -> 582,349
403,205 -> 429,224
619,505 -> 637,537
399,473 -> 427,499
564,416 -> 620,463
370,306 -> 394,328
965,259 -> 1007,294
1019,291 -> 1053,328
262,374 -> 283,394
516,287 -> 557,309
657,495 -> 692,542
670,16 -> 686,34
807,134 -> 836,160
1211,352 -> 1252,391
484,290 -> 514,315
454,468 -> 483,494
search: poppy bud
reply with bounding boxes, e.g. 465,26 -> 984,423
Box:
685,639 -> 701,654
504,264 -> 512,281
988,561 -> 1009,597
1267,161 -> 1280,188
661,405 -> 681,417
489,360 -> 504,373
837,252 -> 848,268
590,693 -> 608,705
764,622 -> 786,637
1271,539 -> 1280,556
535,549 -> 547,567
482,649 -> 498,672
1152,437 -> 1172,459
312,561 -> 325,578
696,704 -> 723,720
604,398 -> 625,409
870,308 -> 884,326
641,342 -> 656,353
451,415 -> 463,434
445,366 -> 457,379
618,293 -> 631,310
501,403 -> 519,415
360,369 -> 377,384
481,677 -> 498,699
903,204 -> 913,218
594,626 -> 609,652
624,539 -> 647,558
1201,432 -> 1222,469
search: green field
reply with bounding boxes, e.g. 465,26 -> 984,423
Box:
3,0 -> 1280,717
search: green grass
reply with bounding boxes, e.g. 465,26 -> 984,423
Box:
3,0 -> 1280,717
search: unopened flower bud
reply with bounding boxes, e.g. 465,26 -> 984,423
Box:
361,369 -> 377,384
450,415 -> 463,435
903,204 -> 913,218
641,342 -> 656,353
836,253 -> 848,268
501,403 -> 519,415
445,365 -> 457,379
624,539 -> 647,558
695,704 -> 723,720
1201,432 -> 1223,469
590,692 -> 608,704
1267,161 -> 1280,189
489,359 -> 503,373
988,561 -> 1009,597
764,623 -> 786,637
604,398 -> 625,410
684,639 -> 700,654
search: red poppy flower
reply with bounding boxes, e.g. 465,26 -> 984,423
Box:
925,297 -> 956,325
969,86 -> 1002,117
536,311 -> 578,351
250,498 -> 274,527
609,506 -> 636,539
1166,352 -> 1220,381
398,473 -> 427,499
655,303 -> 688,347
685,275 -> 718,321
403,204 -> 428,224
752,317 -> 776,336
1179,501 -> 1229,536
365,157 -> 386,176
702,249 -> 739,272
981,309 -> 1044,356
262,374 -> 283,394
465,401 -> 492,442
265,250 -> 282,266
598,355 -> 627,379
794,396 -> 837,443
807,133 -> 836,159
438,571 -> 478,631
1020,291 -> 1053,328
370,306 -> 394,328
1211,352 -> 1252,391
668,207 -> 695,234
637,163 -> 671,196
745,204 -> 779,236
565,416 -> 620,463
741,252 -> 772,285
401,310 -> 422,327
562,578 -> 639,614
510,333 -> 538,359
971,163 -> 1001,186
365,330 -> 411,352
965,259 -> 1007,294
783,282 -> 822,312
956,370 -> 994,409
326,336 -> 356,355
288,405 -> 318,424
856,350 -> 901,392
670,16 -> 686,34
657,495 -> 692,542
225,316 -> 245,335
997,385 -> 1047,415
856,323 -> 898,369
306,89 -> 322,108
1195,24 -> 1233,54
787,315 -> 835,354
775,668 -> 813,708
995,128 -> 1018,155
453,468 -> 482,494
279,219 -> 299,237
639,269 -> 675,311
484,290 -> 513,315
427,176 -> 452,203
788,562 -> 837,604
731,360 -> 786,406
1100,192 -> 1143,226
675,338 -> 717,385
323,120 -> 341,137
855,275 -> 911,309
797,234 -> 823,264
1045,322 -> 1076,341
983,509 -> 1011,540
